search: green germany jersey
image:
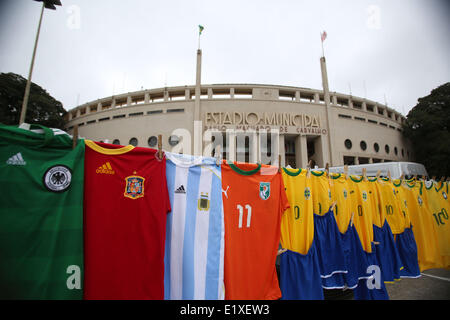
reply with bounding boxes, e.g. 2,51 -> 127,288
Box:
0,123 -> 84,299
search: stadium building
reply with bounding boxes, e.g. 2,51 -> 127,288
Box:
65,50 -> 412,168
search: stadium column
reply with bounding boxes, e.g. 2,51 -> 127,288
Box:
226,129 -> 236,162
279,134 -> 286,167
194,49 -> 202,156
249,131 -> 258,164
295,135 -> 308,169
320,57 -> 335,166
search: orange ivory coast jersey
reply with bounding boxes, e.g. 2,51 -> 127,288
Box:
348,176 -> 375,253
221,162 -> 289,300
376,178 -> 404,233
424,181 -> 450,260
405,180 -> 444,271
280,168 -> 314,255
310,171 -> 332,216
330,173 -> 353,233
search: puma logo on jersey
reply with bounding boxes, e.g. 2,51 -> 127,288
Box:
96,162 -> 115,174
6,152 -> 26,165
222,186 -> 230,199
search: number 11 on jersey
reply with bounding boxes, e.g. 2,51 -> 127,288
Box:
237,204 -> 252,228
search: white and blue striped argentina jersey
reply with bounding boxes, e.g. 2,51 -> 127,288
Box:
164,152 -> 225,300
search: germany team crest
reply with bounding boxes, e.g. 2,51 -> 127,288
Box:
259,182 -> 271,200
124,175 -> 145,199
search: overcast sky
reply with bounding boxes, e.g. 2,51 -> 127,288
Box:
0,0 -> 449,115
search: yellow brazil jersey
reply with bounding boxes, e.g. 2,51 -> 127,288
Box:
366,177 -> 384,228
330,173 -> 353,234
392,179 -> 412,230
310,171 -> 332,216
404,180 -> 444,271
347,176 -> 375,253
424,181 -> 450,261
280,168 -> 314,255
376,178 -> 405,234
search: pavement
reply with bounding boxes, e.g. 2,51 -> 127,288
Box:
323,268 -> 450,300
385,268 -> 450,300
276,264 -> 450,300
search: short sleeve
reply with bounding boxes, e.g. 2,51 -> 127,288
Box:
279,173 -> 290,215
162,158 -> 172,214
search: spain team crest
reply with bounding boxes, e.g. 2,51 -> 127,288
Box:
259,182 -> 271,200
124,175 -> 145,199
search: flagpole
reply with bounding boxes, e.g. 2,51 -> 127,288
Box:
19,2 -> 45,125
320,32 -> 324,57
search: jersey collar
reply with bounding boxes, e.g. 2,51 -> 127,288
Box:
228,161 -> 261,176
85,140 -> 134,155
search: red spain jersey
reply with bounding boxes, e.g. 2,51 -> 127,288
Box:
83,140 -> 170,299
221,162 -> 289,300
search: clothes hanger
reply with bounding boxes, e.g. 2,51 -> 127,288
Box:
278,154 -> 281,173
306,160 -> 312,178
215,145 -> 222,166
155,134 -> 164,161
362,168 -> 367,181
72,125 -> 79,149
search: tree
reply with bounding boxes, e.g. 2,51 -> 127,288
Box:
0,72 -> 66,129
403,82 -> 450,178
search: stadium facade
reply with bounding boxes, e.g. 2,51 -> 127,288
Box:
65,50 -> 411,169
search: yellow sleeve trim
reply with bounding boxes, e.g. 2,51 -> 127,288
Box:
85,139 -> 135,155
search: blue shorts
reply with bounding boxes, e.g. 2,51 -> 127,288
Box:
373,222 -> 403,282
314,209 -> 348,289
280,241 -> 324,300
395,226 -> 421,278
340,223 -> 370,289
353,243 -> 390,300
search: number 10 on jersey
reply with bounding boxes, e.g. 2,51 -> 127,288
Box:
237,204 -> 252,228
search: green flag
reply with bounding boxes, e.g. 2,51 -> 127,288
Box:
198,25 -> 204,35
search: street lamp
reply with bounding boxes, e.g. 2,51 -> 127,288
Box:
19,0 -> 62,125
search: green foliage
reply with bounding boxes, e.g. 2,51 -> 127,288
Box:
403,82 -> 450,177
0,72 -> 66,129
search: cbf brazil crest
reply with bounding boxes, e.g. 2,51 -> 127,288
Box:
124,174 -> 145,199
259,182 -> 271,200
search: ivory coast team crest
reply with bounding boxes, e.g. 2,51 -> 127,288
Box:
124,173 -> 145,199
259,182 -> 271,200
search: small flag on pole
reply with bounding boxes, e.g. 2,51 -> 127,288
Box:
320,31 -> 327,57
198,25 -> 205,49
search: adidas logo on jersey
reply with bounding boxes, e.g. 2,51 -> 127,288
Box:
96,162 -> 115,174
175,185 -> 186,194
6,152 -> 26,165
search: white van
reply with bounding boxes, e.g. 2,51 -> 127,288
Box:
317,162 -> 428,179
